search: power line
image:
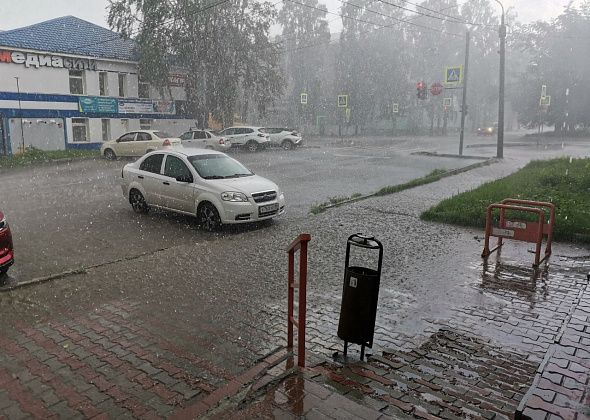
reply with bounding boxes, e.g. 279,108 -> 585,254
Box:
272,2 -> 466,56
372,0 -> 470,26
401,0 -> 494,27
282,0 -> 463,39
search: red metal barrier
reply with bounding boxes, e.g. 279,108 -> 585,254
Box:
287,233 -> 311,368
482,199 -> 555,267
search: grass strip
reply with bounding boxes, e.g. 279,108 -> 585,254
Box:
310,160 -> 493,214
421,157 -> 590,243
0,148 -> 99,169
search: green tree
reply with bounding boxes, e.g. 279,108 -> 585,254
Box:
107,0 -> 284,127
277,0 -> 331,129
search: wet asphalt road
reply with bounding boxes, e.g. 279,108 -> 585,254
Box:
0,135 -> 485,283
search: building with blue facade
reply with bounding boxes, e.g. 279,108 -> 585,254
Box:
0,16 -> 191,155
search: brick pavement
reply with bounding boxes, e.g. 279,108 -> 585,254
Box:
0,300 -> 288,419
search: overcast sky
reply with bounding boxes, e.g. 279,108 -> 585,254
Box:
0,0 -> 580,33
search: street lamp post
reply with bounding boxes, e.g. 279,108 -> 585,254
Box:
15,77 -> 25,153
495,0 -> 506,158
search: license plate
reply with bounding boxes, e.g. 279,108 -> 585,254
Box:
259,203 -> 279,214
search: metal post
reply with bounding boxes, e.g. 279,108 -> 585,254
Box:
496,2 -> 506,159
298,240 -> 307,368
15,77 -> 25,153
459,31 -> 470,156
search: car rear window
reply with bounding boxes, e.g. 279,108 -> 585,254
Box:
153,131 -> 172,138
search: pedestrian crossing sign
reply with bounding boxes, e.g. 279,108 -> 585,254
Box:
338,94 -> 348,108
445,66 -> 463,85
301,93 -> 308,104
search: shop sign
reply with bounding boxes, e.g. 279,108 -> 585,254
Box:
168,73 -> 187,87
118,99 -> 176,114
0,49 -> 96,70
78,97 -> 118,113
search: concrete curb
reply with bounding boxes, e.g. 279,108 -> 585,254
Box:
0,155 -> 100,173
412,151 -> 489,160
0,246 -> 172,292
311,157 -> 498,214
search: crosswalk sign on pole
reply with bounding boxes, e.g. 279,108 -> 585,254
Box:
392,103 -> 399,114
338,94 -> 348,108
301,93 -> 308,104
444,66 -> 463,85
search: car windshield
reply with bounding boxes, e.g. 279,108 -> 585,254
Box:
153,131 -> 172,138
188,154 -> 253,179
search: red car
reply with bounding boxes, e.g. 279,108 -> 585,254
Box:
0,211 -> 14,276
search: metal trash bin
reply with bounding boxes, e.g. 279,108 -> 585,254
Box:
337,233 -> 383,360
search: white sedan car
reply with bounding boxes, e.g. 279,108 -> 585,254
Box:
179,129 -> 231,152
101,130 -> 182,160
121,148 -> 285,231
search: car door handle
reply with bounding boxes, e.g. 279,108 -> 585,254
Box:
138,175 -> 144,179
163,181 -> 170,185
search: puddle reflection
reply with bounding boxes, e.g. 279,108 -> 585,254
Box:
480,259 -> 549,307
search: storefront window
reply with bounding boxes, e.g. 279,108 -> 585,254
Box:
72,118 -> 89,142
99,72 -> 108,96
118,74 -> 126,97
140,119 -> 152,130
139,82 -> 150,98
101,119 -> 110,141
69,70 -> 85,95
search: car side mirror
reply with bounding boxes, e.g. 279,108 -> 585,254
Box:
116,139 -> 121,143
176,175 -> 192,183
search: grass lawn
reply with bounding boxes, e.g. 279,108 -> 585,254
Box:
421,157 -> 590,243
0,148 -> 99,169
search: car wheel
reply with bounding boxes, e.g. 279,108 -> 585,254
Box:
129,189 -> 149,214
104,149 -> 117,160
246,140 -> 259,152
281,140 -> 294,151
198,202 -> 222,232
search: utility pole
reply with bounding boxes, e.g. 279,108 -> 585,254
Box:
495,0 -> 506,158
15,77 -> 25,153
459,31 -> 470,156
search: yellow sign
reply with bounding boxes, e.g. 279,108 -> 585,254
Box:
338,94 -> 348,108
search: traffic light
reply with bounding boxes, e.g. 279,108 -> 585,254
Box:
416,81 -> 427,100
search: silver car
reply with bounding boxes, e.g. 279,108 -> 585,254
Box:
120,148 -> 285,231
179,129 -> 231,152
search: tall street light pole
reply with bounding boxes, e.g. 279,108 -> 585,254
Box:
495,0 -> 506,158
15,77 -> 25,153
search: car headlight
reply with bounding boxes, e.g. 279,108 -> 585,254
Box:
221,192 -> 248,202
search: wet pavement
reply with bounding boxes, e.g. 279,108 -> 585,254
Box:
0,138 -> 483,285
0,135 -> 589,418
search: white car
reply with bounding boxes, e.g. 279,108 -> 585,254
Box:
121,148 -> 285,231
217,126 -> 270,152
101,130 -> 182,160
263,127 -> 303,150
179,129 -> 231,152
